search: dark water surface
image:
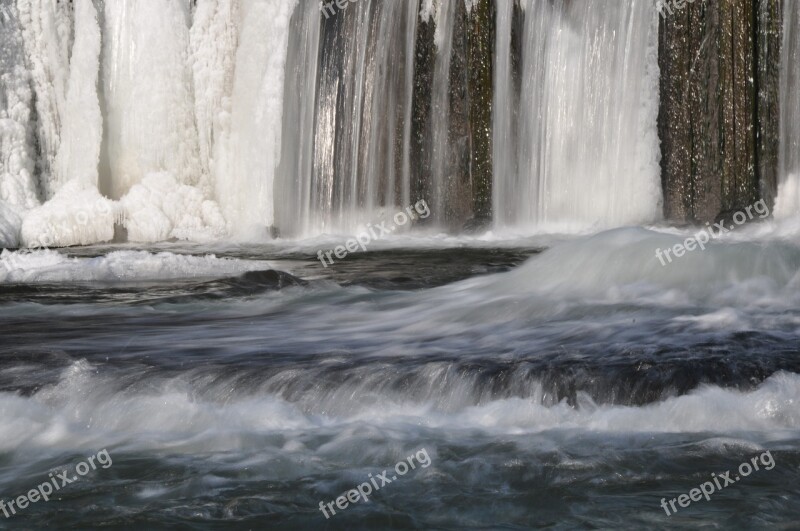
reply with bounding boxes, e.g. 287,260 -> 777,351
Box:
1,229 -> 799,529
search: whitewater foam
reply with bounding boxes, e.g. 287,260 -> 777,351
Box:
1,361 -> 798,458
492,227 -> 800,303
0,249 -> 272,284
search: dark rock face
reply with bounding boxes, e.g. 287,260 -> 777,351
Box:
466,0 -> 494,223
757,0 -> 784,209
658,0 -> 782,223
410,6 -> 436,215
442,0 -> 473,227
410,0 -> 494,230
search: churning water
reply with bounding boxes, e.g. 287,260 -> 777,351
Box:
1,0 -> 800,529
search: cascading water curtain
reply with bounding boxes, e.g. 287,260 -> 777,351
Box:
492,0 -> 662,233
776,0 -> 800,217
276,0 -> 420,237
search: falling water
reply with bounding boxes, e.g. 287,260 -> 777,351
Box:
491,0 -> 517,226
776,0 -> 800,217
430,0 -> 456,223
282,0 -> 420,237
493,0 -> 662,231
2,0 -> 667,246
12,0 -> 114,248
275,0 -> 321,236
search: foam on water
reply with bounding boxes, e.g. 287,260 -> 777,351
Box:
313,227 -> 800,334
5,225 -> 800,323
1,360 -> 797,459
494,227 -> 800,302
0,249 -> 272,283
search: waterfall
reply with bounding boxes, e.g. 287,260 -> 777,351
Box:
16,0 -> 73,200
277,0 -> 420,237
0,0 -> 299,246
493,0 -> 662,232
430,0 -> 456,223
5,0 -> 789,248
275,0 -> 322,236
776,0 -> 800,217
491,0 -> 517,227
189,0 -> 240,195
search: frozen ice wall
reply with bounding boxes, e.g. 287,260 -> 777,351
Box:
0,0 -> 39,247
213,0 -> 297,239
55,0 -> 102,189
101,0 -> 201,197
0,0 -> 671,247
0,0 -> 298,247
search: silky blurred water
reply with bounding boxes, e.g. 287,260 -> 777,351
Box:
0,228 -> 799,529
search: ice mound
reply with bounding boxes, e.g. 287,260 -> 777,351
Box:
0,249 -> 272,283
19,181 -> 117,248
120,173 -> 227,243
13,174 -> 230,248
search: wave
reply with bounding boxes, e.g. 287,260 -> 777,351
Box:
1,360 -> 799,458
